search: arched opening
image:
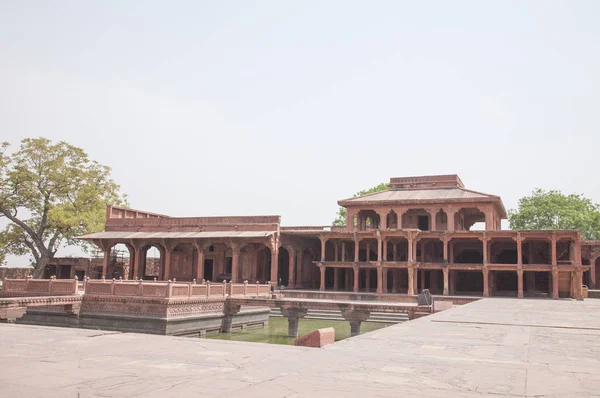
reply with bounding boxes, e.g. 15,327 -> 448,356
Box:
257,246 -> 272,284
452,239 -> 484,264
402,209 -> 432,231
435,209 -> 448,231
492,271 -> 517,297
143,245 -> 163,280
278,247 -> 290,286
455,208 -> 485,231
386,210 -> 398,229
454,271 -> 483,295
109,243 -> 132,280
490,239 -> 518,264
417,239 -> 443,263
357,210 -> 380,231
523,240 -> 551,265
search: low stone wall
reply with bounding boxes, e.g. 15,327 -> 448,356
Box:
85,279 -> 271,299
1,276 -> 79,297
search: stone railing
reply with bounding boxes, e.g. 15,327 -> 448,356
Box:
84,278 -> 271,299
1,276 -> 79,296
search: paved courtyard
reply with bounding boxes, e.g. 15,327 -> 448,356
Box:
1,298 -> 600,397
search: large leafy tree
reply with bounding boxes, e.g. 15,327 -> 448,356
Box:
0,138 -> 126,276
509,188 -> 600,240
332,182 -> 389,226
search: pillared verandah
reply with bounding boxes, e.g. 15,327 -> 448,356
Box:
78,175 -> 600,300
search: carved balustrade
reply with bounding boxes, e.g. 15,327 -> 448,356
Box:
1,276 -> 79,296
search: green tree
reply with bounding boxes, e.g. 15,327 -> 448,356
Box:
332,182 -> 390,226
0,138 -> 127,276
508,188 -> 600,240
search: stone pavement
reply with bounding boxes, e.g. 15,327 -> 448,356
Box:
1,298 -> 600,397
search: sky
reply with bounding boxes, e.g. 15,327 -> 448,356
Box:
1,1 -> 599,266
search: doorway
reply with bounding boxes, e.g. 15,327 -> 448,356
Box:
418,216 -> 429,231
204,259 -> 214,281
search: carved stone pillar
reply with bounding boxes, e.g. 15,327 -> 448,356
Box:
194,241 -> 207,282
230,243 -> 240,283
408,266 -> 415,295
365,269 -> 371,292
551,234 -> 557,266
353,265 -> 359,293
269,239 -> 279,286
341,241 -> 346,262
517,267 -> 524,298
281,307 -> 308,338
287,246 -> 296,288
354,239 -> 360,262
163,242 -> 174,281
483,267 -> 489,297
320,236 -> 328,262
319,264 -> 326,291
296,247 -> 304,288
102,247 -> 111,279
376,265 -> 383,294
443,267 -> 449,296
383,239 -> 388,261
552,267 -> 559,299
517,234 -> 523,265
591,256 -> 597,289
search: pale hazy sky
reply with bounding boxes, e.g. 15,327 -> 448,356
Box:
1,1 -> 599,265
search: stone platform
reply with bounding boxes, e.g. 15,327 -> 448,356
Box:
1,298 -> 599,397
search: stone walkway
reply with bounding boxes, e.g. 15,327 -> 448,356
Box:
1,298 -> 599,397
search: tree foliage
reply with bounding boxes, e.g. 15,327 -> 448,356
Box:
508,188 -> 600,240
0,138 -> 127,275
332,182 -> 390,226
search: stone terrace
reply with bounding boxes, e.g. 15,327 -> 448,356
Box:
1,298 -> 599,397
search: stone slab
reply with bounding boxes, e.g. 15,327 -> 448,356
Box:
294,327 -> 335,347
1,298 -> 600,397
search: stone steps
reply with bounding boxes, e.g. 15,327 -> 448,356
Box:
269,308 -> 407,323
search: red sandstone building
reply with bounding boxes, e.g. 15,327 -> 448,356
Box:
79,175 -> 600,300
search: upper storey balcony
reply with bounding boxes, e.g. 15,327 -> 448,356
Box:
337,175 -> 506,232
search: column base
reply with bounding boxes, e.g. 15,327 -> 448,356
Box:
287,316 -> 299,338
349,321 -> 361,337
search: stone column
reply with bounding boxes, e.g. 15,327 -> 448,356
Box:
377,235 -> 382,262
376,266 -> 383,294
551,234 -> 557,266
447,208 -> 456,231
449,241 -> 454,264
382,267 -> 388,293
353,265 -> 359,292
320,236 -> 328,261
221,302 -> 241,332
296,247 -> 304,288
231,244 -> 240,283
552,266 -> 559,299
194,242 -> 206,282
287,247 -> 296,288
591,257 -> 597,289
280,307 -> 308,338
102,247 -> 111,279
383,239 -> 388,261
443,267 -> 449,296
365,269 -> 371,292
429,210 -> 437,231
319,264 -> 326,291
408,266 -> 415,295
341,241 -> 346,262
408,236 -> 414,263
575,267 -> 584,301
354,239 -> 360,262
481,235 -> 489,265
443,235 -> 449,264
133,244 -> 144,280
269,240 -> 279,286
341,308 -> 370,337
482,267 -> 489,297
163,244 -> 173,281
517,267 -> 524,298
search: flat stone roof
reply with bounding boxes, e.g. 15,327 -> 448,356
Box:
1,298 -> 599,397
